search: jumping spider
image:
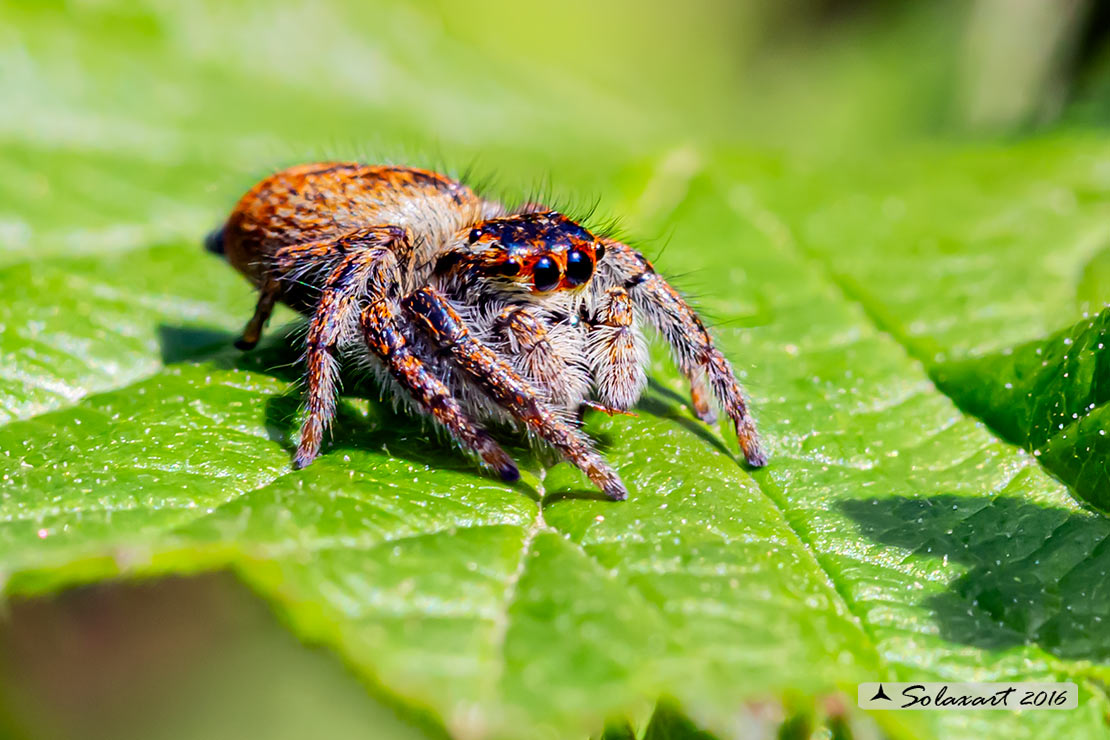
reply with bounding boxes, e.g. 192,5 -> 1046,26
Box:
207,163 -> 766,500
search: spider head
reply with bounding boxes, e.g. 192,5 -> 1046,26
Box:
447,211 -> 605,296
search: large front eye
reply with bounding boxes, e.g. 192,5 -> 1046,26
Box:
532,255 -> 561,292
565,249 -> 593,285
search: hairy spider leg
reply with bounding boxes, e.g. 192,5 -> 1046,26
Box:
360,302 -> 520,482
493,304 -> 633,418
494,305 -> 590,412
403,286 -> 629,501
685,370 -> 717,424
235,279 -> 281,350
292,229 -> 405,469
289,227 -> 519,479
599,240 -> 767,467
587,286 -> 648,412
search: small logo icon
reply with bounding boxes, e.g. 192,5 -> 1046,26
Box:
870,684 -> 892,702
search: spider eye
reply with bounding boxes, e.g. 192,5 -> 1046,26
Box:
565,249 -> 593,285
532,255 -> 561,292
595,242 -> 606,260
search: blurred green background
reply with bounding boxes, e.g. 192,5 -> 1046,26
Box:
5,0 -> 1110,270
2,0 -> 1109,738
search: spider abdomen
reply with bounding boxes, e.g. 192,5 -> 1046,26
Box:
220,163 -> 498,295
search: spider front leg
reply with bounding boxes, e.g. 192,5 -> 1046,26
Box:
600,240 -> 767,467
494,305 -> 589,413
360,301 -> 520,482
403,287 -> 628,500
587,286 -> 648,412
290,227 -> 519,480
292,231 -> 404,469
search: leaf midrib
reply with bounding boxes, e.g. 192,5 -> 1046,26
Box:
729,174 -> 1110,721
4,151 -> 1104,739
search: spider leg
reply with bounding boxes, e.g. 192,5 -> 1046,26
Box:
587,286 -> 648,413
360,301 -> 520,482
239,225 -> 402,360
579,400 -> 637,417
599,240 -> 766,467
686,369 -> 717,424
291,226 -> 409,468
403,287 -> 628,500
287,226 -> 518,480
235,278 -> 280,350
493,305 -> 589,413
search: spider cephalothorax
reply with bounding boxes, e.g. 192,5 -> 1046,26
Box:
209,162 -> 766,500
445,211 -> 602,294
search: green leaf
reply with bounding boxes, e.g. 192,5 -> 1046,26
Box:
934,309 -> 1109,507
764,139 -> 1110,510
3,2 -> 1109,739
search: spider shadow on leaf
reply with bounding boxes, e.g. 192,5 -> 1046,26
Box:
259,379 -> 544,502
640,378 -> 733,458
157,324 -> 735,500
157,323 -> 545,499
157,324 -> 244,365
541,487 -> 615,505
543,380 -> 736,506
840,494 -> 1110,662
